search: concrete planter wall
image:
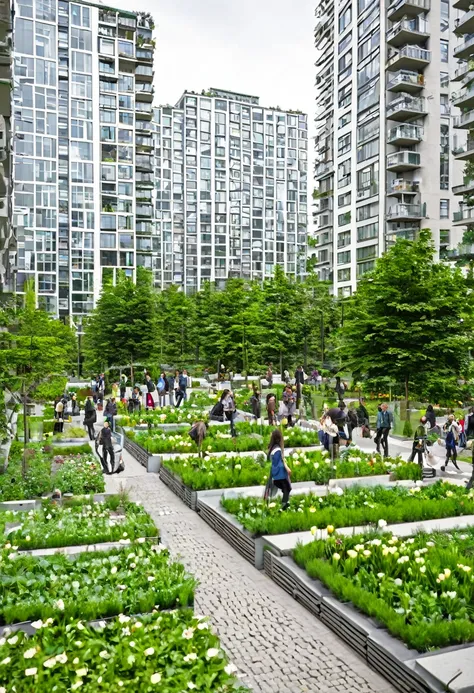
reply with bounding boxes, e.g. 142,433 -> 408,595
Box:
122,434 -> 161,473
264,552 -> 474,693
159,465 -> 197,510
52,438 -> 89,446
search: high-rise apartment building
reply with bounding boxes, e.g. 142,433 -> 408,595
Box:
451,0 -> 474,260
312,0 -> 463,296
0,0 -> 13,290
153,89 -> 308,292
10,0 -> 155,318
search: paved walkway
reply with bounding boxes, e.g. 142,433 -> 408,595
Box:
106,450 -> 395,693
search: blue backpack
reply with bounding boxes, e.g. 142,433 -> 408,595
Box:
445,430 -> 455,448
157,377 -> 165,392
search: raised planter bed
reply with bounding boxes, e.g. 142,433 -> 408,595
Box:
159,465 -> 197,510
122,430 -> 160,471
263,552 -> 474,693
17,536 -> 159,557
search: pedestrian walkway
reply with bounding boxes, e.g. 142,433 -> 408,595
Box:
114,449 -> 395,693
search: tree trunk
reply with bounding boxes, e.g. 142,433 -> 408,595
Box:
405,375 -> 409,419
303,332 -> 308,371
279,350 -> 283,379
22,381 -> 28,478
130,357 -> 134,386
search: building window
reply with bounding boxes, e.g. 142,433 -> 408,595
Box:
440,0 -> 449,32
337,268 -> 351,282
440,40 -> 449,63
357,260 -> 375,276
338,250 -> 351,264
357,221 -> 378,241
338,191 -> 351,207
440,72 -> 449,88
338,112 -> 351,129
338,211 -> 351,226
339,4 -> 352,33
338,84 -> 352,109
440,156 -> 449,190
338,230 -> 351,248
356,244 -> 377,261
356,201 -> 378,221
440,94 -> 450,116
440,200 -> 449,219
338,132 -> 351,155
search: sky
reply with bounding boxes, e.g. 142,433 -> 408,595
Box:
112,0 -> 315,118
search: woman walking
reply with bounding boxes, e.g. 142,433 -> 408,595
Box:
268,429 -> 292,510
442,415 -> 461,471
83,396 -> 97,441
145,373 -> 155,410
221,389 -> 236,437
266,392 -> 277,426
281,385 -> 296,427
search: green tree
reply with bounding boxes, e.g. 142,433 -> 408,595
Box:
83,268 -> 157,380
338,230 -> 473,405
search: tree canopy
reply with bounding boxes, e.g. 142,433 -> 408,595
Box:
338,230 -> 474,401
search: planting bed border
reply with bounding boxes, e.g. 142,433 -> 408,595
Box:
263,551 -> 474,693
159,465 -> 197,510
18,536 -> 159,557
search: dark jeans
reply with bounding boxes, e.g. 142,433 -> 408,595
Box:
225,410 -> 236,436
274,478 -> 291,509
86,423 -> 95,440
375,427 -> 390,456
175,389 -> 184,407
407,441 -> 423,468
444,446 -> 458,468
466,462 -> 474,489
103,445 -> 115,473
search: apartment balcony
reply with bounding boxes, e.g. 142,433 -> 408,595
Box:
454,0 -> 473,12
317,212 -> 333,229
386,226 -> 420,243
454,35 -> 474,61
136,49 -> 153,63
118,15 -> 136,29
135,155 -> 154,172
453,207 -> 474,226
136,83 -> 154,102
386,17 -> 429,48
99,10 -> 117,24
314,197 -> 333,214
135,64 -> 153,81
136,120 -> 152,133
387,46 -> 431,71
386,94 -> 426,121
314,161 -> 334,179
455,9 -> 474,36
453,109 -> 474,129
386,150 -> 421,172
453,178 -> 474,195
386,203 -> 425,221
387,70 -> 425,93
446,243 -> 474,259
452,83 -> 474,110
136,172 -> 154,188
387,0 -> 430,22
387,124 -> 423,145
453,136 -> 474,161
136,204 -> 153,218
453,62 -> 472,81
387,179 -> 420,197
135,103 -> 153,120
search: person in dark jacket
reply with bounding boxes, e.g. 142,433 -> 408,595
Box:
145,373 -> 155,410
98,421 -> 114,473
166,373 -> 175,406
347,402 -> 358,442
407,416 -> 428,469
128,386 -> 142,413
269,429 -> 292,509
250,390 -> 261,419
104,397 -> 117,431
120,374 -> 127,401
83,396 -> 97,440
425,404 -> 437,431
356,399 -> 369,427
295,366 -> 305,386
374,403 -> 393,456
466,407 -> 474,439
175,371 -> 187,407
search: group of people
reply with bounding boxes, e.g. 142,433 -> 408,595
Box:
144,370 -> 189,409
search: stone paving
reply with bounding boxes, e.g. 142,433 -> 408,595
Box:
111,451 -> 396,693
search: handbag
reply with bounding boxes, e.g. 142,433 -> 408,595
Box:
278,401 -> 287,417
362,425 -> 372,439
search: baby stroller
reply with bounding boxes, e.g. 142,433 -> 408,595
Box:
95,431 -> 125,475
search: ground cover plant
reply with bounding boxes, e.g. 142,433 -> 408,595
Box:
161,448 -> 416,491
128,422 -> 321,454
0,610 -> 245,692
2,497 -> 157,550
221,481 -> 474,536
293,527 -> 474,651
117,406 -> 208,428
0,541 -> 195,625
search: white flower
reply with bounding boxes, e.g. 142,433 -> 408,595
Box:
118,614 -> 130,624
25,536 -> 31,542
144,647 -> 154,656
206,648 -> 220,658
378,519 -> 387,529
74,642 -> 83,648
188,684 -> 197,690
310,526 -> 318,536
111,566 -> 118,575
184,652 -> 198,662
7,635 -> 18,645
268,502 -> 276,509
0,658 -> 10,666
147,576 -> 155,582
363,550 -> 371,557
56,653 -> 67,664
419,566 -> 426,574
76,622 -> 84,631
150,673 -> 162,684
25,668 -> 37,676
333,553 -> 341,561
394,578 -> 403,586
23,648 -> 37,659
46,514 -> 52,520
446,591 -> 457,599
137,537 -> 146,544
71,681 -> 83,690
182,628 -> 195,639
99,651 -> 110,659
444,568 -> 451,578
377,573 -> 385,578
0,687 -> 5,693
225,663 -> 237,674
347,550 -> 358,559
55,599 -> 65,611
73,658 -> 79,665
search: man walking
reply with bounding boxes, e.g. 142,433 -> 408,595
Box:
98,421 -> 115,473
295,365 -> 305,408
374,403 -> 393,456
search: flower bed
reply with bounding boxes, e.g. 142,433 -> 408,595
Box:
128,422 -> 322,455
118,406 -> 209,428
221,482 -> 474,536
160,448 -> 417,492
0,610 -> 245,692
0,444 -> 105,501
0,541 -> 195,625
2,497 -> 157,550
293,528 -> 474,651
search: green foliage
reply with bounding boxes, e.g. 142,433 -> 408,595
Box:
0,542 -> 195,624
223,481 -> 474,536
338,230 -> 474,401
293,527 -> 474,651
402,419 -> 413,437
31,376 -> 68,402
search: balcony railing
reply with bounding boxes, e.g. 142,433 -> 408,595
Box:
452,83 -> 474,108
387,70 -> 425,91
453,178 -> 474,195
388,180 -> 420,194
387,17 -> 428,44
455,9 -> 474,35
454,35 -> 474,60
387,0 -> 430,21
386,203 -> 424,219
386,94 -> 425,116
453,207 -> 474,224
446,243 -> 474,259
387,124 -> 423,143
387,45 -> 431,69
315,161 -> 333,177
387,151 -> 421,169
454,110 -> 474,128
357,183 -> 378,200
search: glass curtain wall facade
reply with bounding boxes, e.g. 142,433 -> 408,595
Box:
0,0 -> 13,290
154,89 -> 308,292
11,0 -> 155,318
312,0 -> 463,296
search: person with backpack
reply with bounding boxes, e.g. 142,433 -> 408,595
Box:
268,429 -> 292,510
120,374 -> 127,401
334,376 -> 345,400
157,372 -> 167,407
281,385 -> 296,427
441,415 -> 461,471
374,403 -> 393,456
346,402 -> 358,442
407,416 -> 429,470
250,389 -> 261,420
83,396 -> 97,441
145,373 -> 155,410
167,373 -> 175,406
104,397 -> 117,431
